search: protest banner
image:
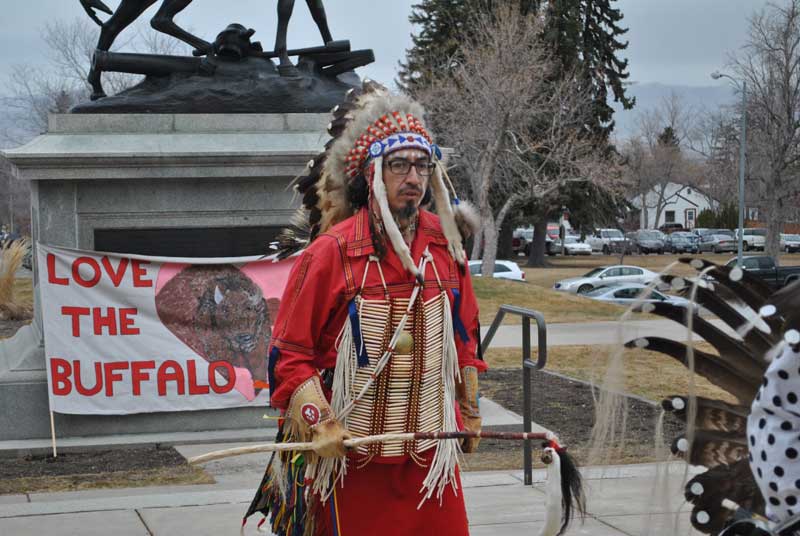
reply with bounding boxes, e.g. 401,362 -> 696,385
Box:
37,244 -> 294,415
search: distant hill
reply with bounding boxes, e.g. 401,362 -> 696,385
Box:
610,82 -> 736,142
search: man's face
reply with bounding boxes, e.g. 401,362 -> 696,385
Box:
382,149 -> 432,216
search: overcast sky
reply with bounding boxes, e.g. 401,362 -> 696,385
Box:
0,0 -> 772,141
0,0 -> 770,85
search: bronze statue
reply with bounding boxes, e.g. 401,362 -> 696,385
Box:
275,0 -> 333,75
79,0 -> 334,99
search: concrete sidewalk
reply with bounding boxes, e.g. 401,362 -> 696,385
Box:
482,317 -> 733,348
0,459 -> 702,535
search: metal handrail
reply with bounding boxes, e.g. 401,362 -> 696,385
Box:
481,305 -> 547,486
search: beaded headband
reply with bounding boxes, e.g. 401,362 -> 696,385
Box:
344,112 -> 434,179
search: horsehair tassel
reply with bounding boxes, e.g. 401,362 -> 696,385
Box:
431,160 -> 465,265
539,443 -> 586,536
188,431 -> 550,465
539,446 -> 563,536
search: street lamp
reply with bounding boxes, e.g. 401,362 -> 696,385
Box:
711,70 -> 746,267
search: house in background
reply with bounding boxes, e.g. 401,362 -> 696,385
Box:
630,182 -> 717,230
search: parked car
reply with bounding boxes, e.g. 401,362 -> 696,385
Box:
658,223 -> 685,234
553,265 -> 659,294
737,228 -> 767,251
692,228 -> 714,238
469,260 -> 526,282
725,256 -> 800,289
545,225 -> 564,255
551,236 -> 592,256
665,232 -> 699,254
698,232 -> 737,254
586,228 -> 628,255
781,233 -> 800,253
584,282 -> 691,308
512,228 -> 533,256
626,230 -> 665,254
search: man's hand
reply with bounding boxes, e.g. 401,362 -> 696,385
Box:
288,375 -> 350,458
311,419 -> 352,458
460,410 -> 482,453
457,366 -> 482,453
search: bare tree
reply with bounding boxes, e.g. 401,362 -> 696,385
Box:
729,0 -> 800,256
622,93 -> 698,229
2,17 -> 188,145
687,108 -> 740,208
419,5 -> 616,275
1,18 -> 190,237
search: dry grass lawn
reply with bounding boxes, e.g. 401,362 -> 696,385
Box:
0,466 -> 214,495
484,343 -> 738,404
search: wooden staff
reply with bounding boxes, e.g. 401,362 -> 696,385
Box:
188,431 -> 550,465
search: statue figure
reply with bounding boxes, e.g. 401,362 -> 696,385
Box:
275,0 -> 333,75
79,0 -> 335,99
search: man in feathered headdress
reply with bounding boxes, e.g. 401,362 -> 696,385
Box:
244,81 -> 487,535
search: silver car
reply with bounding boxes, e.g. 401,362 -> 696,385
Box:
584,283 -> 690,307
781,234 -> 800,253
698,233 -> 736,254
553,265 -> 659,294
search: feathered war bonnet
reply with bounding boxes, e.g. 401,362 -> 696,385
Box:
279,80 -> 478,279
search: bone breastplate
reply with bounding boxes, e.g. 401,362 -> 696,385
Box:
318,250 -> 460,501
345,292 -> 447,459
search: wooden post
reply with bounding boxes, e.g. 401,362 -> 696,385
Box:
49,411 -> 57,458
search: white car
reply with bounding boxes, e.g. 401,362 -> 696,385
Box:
781,233 -> 800,253
551,236 -> 592,256
586,228 -> 627,254
584,283 -> 691,308
553,265 -> 659,294
469,260 -> 526,282
737,228 -> 767,251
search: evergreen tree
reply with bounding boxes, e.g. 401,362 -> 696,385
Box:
579,0 -> 635,138
398,0 -> 540,92
697,208 -> 716,228
397,0 -> 473,92
658,126 -> 680,148
401,0 -> 634,136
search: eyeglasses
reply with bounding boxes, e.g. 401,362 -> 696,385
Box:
385,159 -> 435,177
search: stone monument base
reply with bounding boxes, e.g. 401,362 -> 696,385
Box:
0,113 -> 327,441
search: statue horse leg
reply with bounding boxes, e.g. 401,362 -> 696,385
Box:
89,0 -> 158,100
150,0 -> 212,55
305,0 -> 333,44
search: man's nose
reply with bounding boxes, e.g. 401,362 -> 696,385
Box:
404,166 -> 422,185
